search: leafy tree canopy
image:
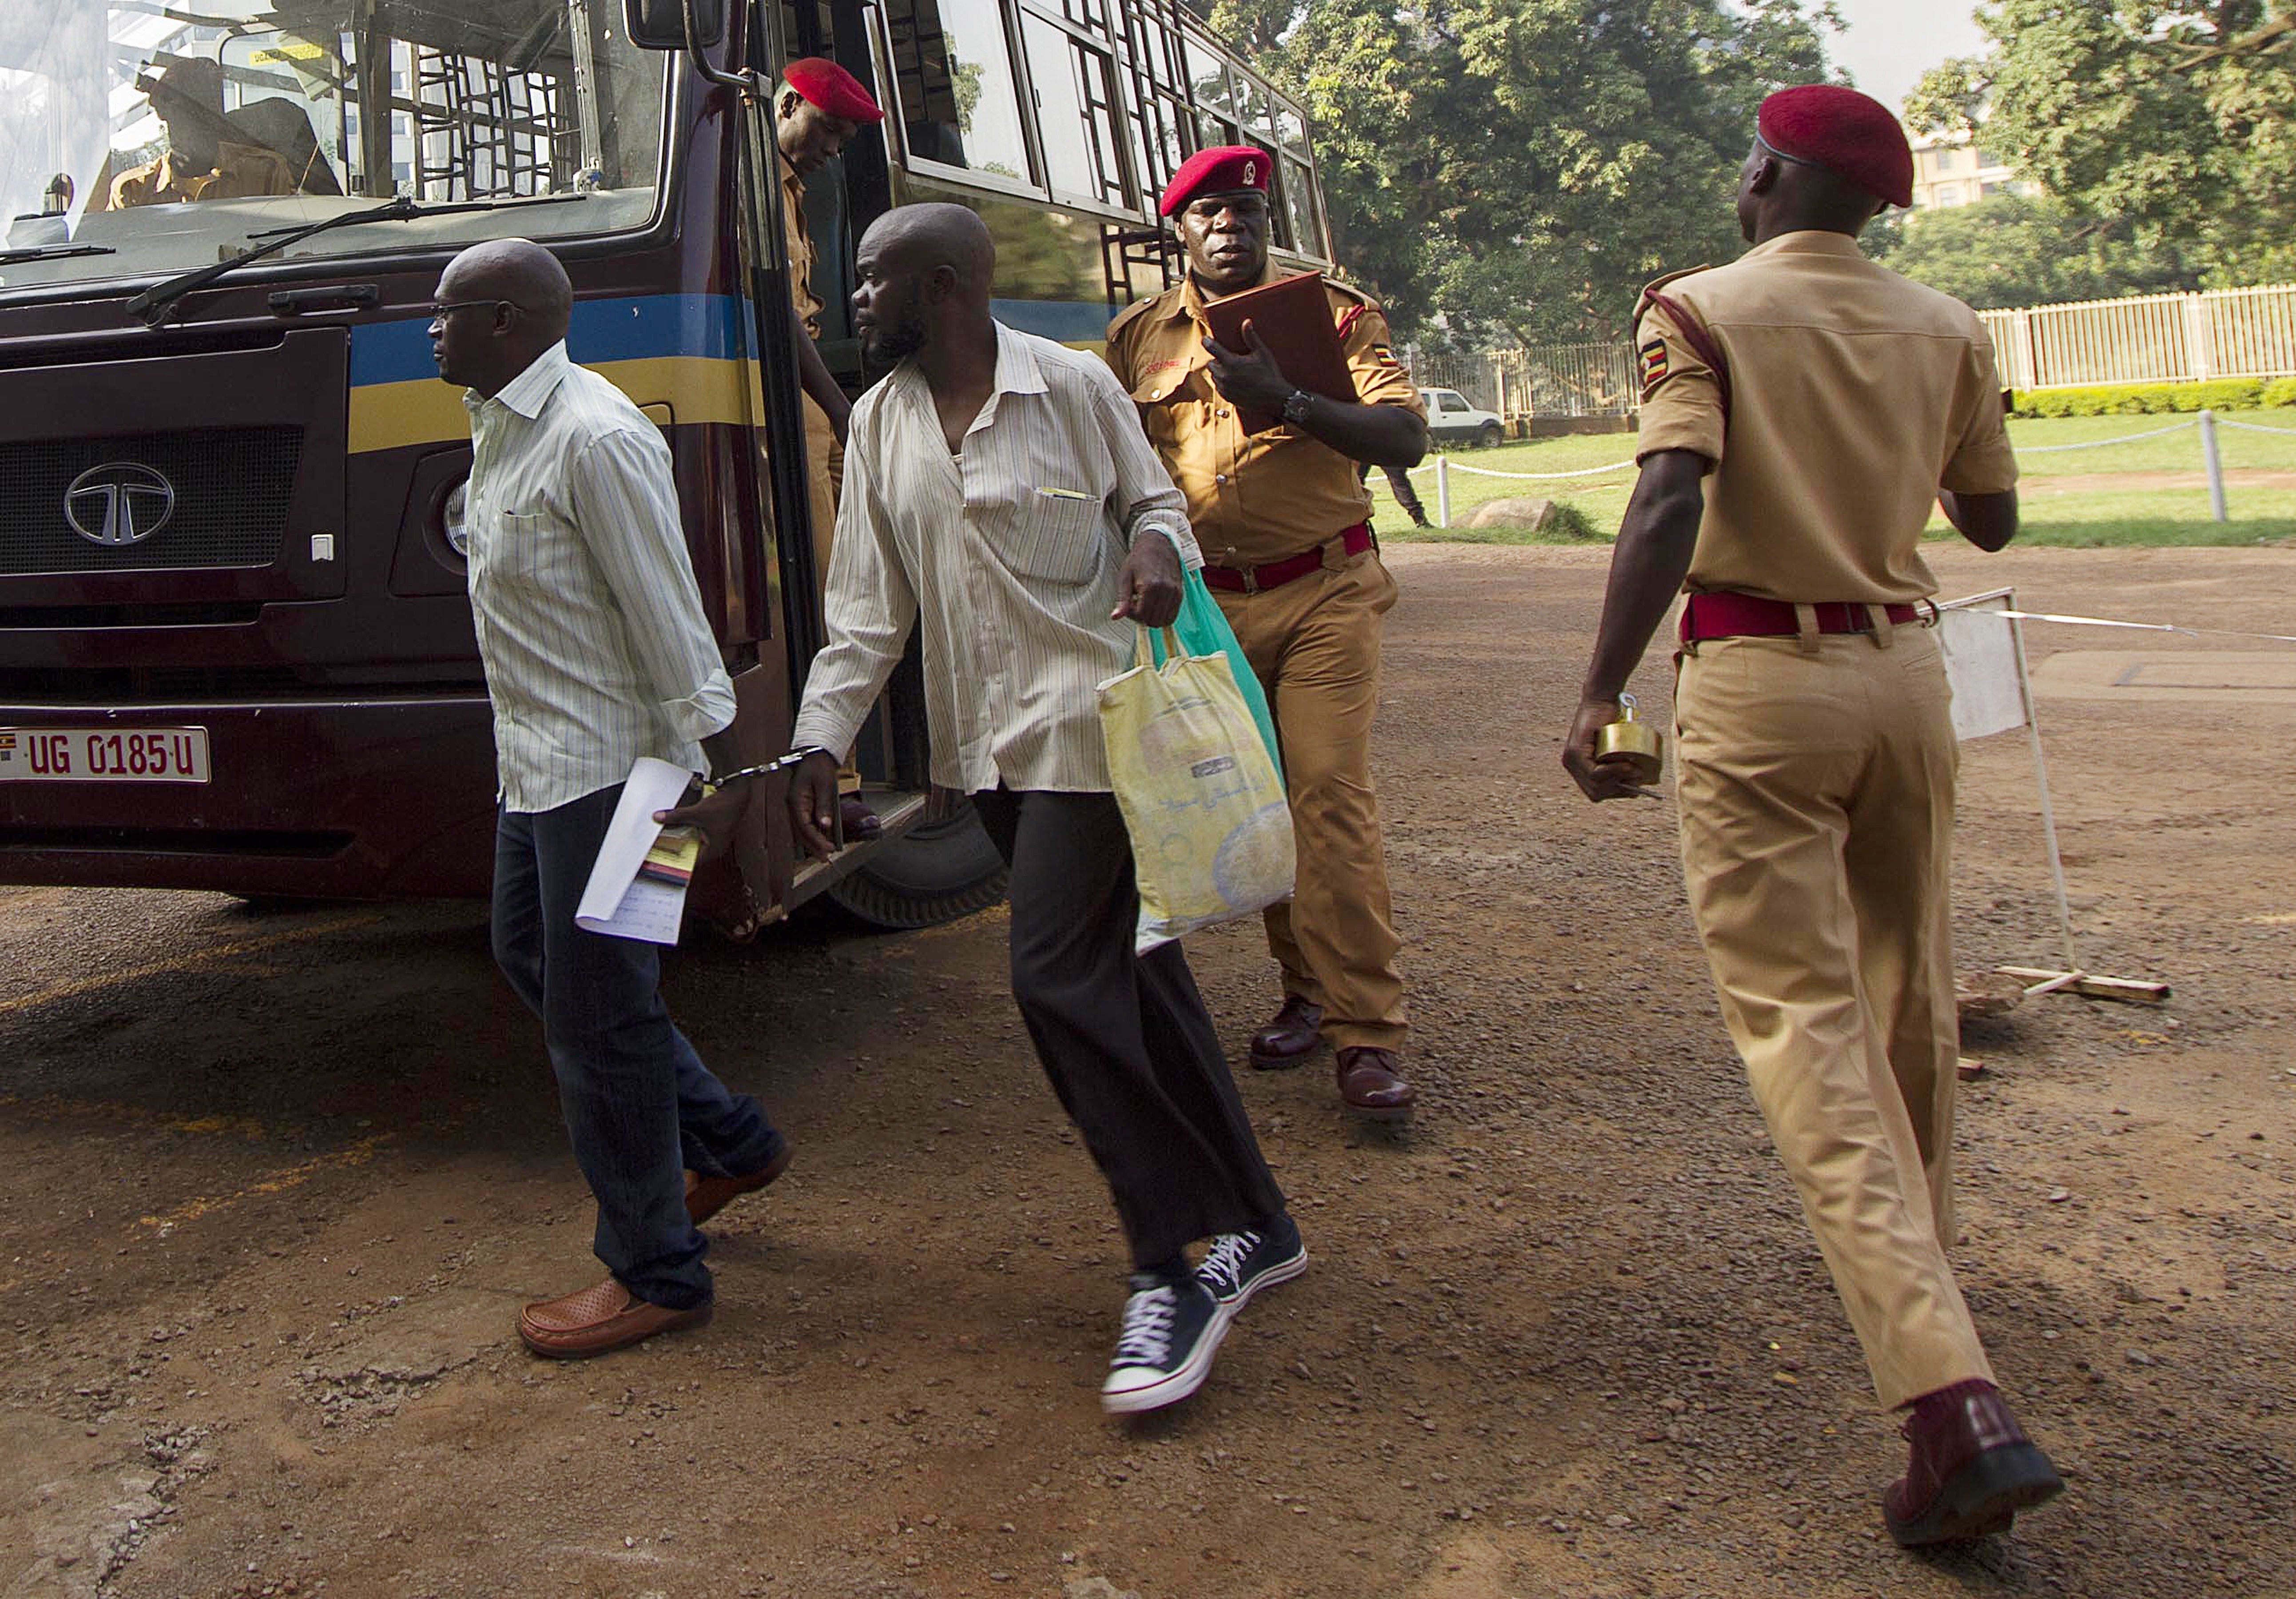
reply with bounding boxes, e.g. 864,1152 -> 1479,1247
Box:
1866,193 -> 2201,309
1906,0 -> 2296,287
1206,0 -> 1840,347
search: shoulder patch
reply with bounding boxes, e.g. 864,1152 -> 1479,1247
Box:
1638,338 -> 1669,393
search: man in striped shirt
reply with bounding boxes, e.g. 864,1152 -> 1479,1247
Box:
778,204 -> 1305,1416
432,238 -> 792,1360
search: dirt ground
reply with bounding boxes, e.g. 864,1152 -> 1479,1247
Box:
3,544 -> 2292,1599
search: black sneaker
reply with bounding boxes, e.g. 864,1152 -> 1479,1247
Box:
1100,1272 -> 1229,1415
1196,1216 -> 1307,1311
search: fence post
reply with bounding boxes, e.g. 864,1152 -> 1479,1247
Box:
2011,307 -> 2038,392
1434,454 -> 1451,528
2199,409 -> 2228,522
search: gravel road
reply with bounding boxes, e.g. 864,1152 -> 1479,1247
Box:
3,543 -> 2291,1599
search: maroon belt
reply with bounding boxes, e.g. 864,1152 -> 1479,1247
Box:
1202,523 -> 1374,594
1680,591 -> 1923,642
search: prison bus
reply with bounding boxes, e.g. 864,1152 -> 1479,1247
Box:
0,0 -> 1334,927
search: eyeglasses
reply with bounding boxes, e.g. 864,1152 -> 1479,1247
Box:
428,298 -> 508,324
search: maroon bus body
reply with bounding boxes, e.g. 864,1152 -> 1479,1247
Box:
0,73 -> 789,900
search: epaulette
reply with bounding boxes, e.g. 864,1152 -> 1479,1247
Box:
1634,265 -> 1711,321
1106,287 -> 1179,341
1322,276 -> 1378,310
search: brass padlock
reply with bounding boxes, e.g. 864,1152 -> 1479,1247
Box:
1594,691 -> 1664,785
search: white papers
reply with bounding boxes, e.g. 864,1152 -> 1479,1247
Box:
574,756 -> 698,944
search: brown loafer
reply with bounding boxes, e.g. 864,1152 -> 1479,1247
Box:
839,793 -> 884,843
516,1277 -> 711,1360
1248,996 -> 1326,1070
685,1141 -> 793,1226
1335,1046 -> 1416,1120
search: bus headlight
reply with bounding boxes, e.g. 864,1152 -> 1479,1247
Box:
442,481 -> 469,556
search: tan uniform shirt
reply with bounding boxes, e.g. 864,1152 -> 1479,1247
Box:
782,159 -> 824,336
1635,230 -> 2018,605
109,141 -> 296,208
1103,272 -> 1424,567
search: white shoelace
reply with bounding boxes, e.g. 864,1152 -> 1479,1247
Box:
1112,1285 -> 1179,1366
1198,1231 -> 1259,1293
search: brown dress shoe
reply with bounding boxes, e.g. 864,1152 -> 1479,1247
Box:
1248,996 -> 1326,1070
516,1277 -> 711,1360
1883,1380 -> 2063,1545
685,1142 -> 793,1226
1335,1046 -> 1415,1119
839,793 -> 884,843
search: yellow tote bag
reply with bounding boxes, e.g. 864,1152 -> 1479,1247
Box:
1098,626 -> 1296,954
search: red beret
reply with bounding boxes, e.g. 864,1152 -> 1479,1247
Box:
1159,144 -> 1272,219
1758,84 -> 1914,210
783,57 -> 882,124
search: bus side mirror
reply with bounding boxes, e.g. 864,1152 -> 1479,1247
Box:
623,0 -> 726,50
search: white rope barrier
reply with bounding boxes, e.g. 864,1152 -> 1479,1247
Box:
1398,456 -> 1636,481
2215,416 -> 2296,436
2015,419 -> 2198,453
1971,608 -> 2296,645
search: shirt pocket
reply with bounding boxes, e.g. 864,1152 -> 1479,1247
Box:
477,508 -> 572,593
966,483 -> 1109,587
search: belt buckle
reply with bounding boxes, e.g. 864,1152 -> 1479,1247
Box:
1237,564 -> 1262,595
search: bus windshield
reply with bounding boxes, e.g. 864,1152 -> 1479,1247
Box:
0,0 -> 666,293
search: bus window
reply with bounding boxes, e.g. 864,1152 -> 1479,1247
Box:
1021,9 -> 1128,209
883,0 -> 1033,183
1272,100 -> 1322,259
1184,38 -> 1237,151
1116,2 -> 1190,202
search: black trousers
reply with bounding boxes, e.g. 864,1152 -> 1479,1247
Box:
972,787 -> 1287,1269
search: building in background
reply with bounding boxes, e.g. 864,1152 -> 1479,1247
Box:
1909,127 -> 2036,210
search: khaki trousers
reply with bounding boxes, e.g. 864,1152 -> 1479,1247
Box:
801,394 -> 859,795
1674,623 -> 1994,1409
1215,549 -> 1406,1052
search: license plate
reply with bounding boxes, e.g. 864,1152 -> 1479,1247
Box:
0,726 -> 210,784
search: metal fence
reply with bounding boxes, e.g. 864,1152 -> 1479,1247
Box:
1469,283 -> 2296,419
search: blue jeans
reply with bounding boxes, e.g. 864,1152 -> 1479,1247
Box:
493,785 -> 785,1310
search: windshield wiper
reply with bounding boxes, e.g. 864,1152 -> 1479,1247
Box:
0,243 -> 118,267
125,192 -> 586,328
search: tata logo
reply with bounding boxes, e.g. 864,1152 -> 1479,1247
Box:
65,462 -> 176,546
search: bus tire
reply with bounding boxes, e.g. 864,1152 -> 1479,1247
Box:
823,800 -> 1009,930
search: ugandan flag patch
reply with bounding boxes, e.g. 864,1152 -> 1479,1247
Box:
1370,342 -> 1402,367
1639,338 -> 1669,392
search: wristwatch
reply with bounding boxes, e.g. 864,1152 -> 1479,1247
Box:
1280,388 -> 1316,426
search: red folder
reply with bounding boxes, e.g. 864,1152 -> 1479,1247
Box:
1201,270 -> 1358,434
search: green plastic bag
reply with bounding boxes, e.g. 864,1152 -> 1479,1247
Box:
1150,569 -> 1283,784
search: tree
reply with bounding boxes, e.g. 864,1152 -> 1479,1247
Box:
1906,1 -> 2296,287
1866,193 -> 2200,309
1207,0 -> 1842,346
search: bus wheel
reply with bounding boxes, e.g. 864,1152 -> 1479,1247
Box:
824,799 -> 1008,930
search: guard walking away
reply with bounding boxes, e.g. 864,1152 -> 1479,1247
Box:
1560,87 -> 2063,1545
729,203 -> 1305,1416
775,56 -> 884,843
1104,147 -> 1428,1119
432,239 -> 792,1360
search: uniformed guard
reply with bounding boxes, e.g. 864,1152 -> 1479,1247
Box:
108,57 -> 300,209
1561,86 -> 2063,1546
777,57 -> 885,841
1104,146 -> 1428,1120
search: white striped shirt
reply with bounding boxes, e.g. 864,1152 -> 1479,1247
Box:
790,323 -> 1199,793
462,341 -> 737,813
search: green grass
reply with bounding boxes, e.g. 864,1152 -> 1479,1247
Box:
1372,407 -> 2296,546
